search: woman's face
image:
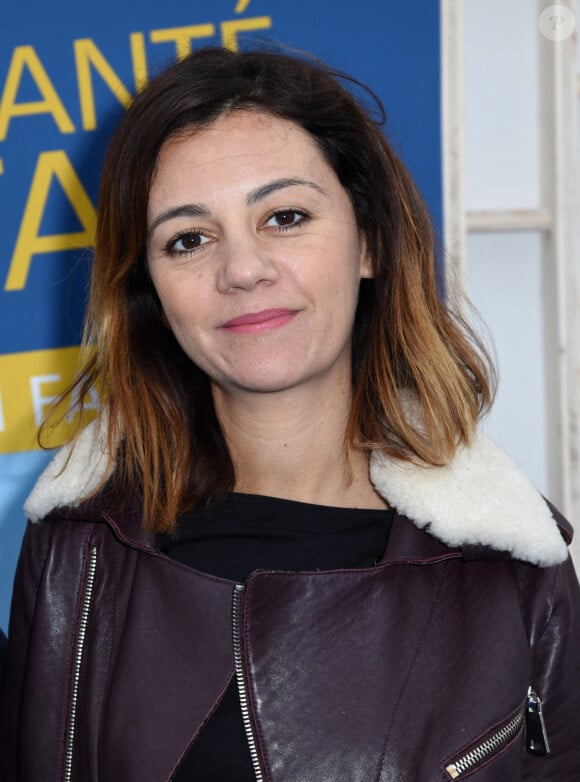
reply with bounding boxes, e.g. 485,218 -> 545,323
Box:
147,110 -> 372,398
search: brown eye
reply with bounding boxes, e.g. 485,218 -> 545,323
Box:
275,211 -> 297,226
167,231 -> 212,255
265,209 -> 308,229
179,233 -> 202,250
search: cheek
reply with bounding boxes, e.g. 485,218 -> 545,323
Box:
151,287 -> 194,345
322,250 -> 365,308
155,288 -> 180,328
302,238 -> 360,288
151,270 -> 205,323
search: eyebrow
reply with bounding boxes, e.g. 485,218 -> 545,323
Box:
148,203 -> 211,237
148,177 -> 327,237
245,177 -> 327,206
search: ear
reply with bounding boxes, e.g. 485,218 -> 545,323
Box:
358,237 -> 374,279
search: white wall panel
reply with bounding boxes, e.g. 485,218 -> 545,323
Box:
466,232 -> 549,496
464,0 -> 540,210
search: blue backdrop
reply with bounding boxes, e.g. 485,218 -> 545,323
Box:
0,0 -> 442,631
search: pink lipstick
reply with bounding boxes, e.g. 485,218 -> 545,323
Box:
220,308 -> 297,334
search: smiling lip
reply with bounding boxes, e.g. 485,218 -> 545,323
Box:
220,308 -> 297,334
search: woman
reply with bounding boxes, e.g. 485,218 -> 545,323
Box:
1,47 -> 578,781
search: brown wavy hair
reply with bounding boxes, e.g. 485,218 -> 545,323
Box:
43,46 -> 495,532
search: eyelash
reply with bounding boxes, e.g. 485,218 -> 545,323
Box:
163,208 -> 310,259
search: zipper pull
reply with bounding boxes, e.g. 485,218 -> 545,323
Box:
525,686 -> 551,756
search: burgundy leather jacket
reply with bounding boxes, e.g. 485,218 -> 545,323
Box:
1,427 -> 579,781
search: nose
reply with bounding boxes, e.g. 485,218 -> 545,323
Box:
217,232 -> 278,293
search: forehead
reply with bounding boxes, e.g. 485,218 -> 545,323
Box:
150,110 -> 332,191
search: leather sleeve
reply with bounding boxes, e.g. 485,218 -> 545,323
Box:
0,520 -> 52,780
522,552 -> 580,779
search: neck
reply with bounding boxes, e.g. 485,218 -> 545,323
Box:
212,379 -> 387,510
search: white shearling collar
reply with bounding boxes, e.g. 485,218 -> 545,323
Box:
24,417 -> 111,525
25,419 -> 569,567
370,431 -> 568,567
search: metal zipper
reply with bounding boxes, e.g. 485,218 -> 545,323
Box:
445,709 -> 523,779
525,686 -> 550,755
63,545 -> 98,782
232,583 -> 264,782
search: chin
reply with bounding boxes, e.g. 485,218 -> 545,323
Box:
210,351 -> 351,396
228,376 -> 307,395
210,365 -> 316,396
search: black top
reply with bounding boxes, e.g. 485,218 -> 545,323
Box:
160,492 -> 394,781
